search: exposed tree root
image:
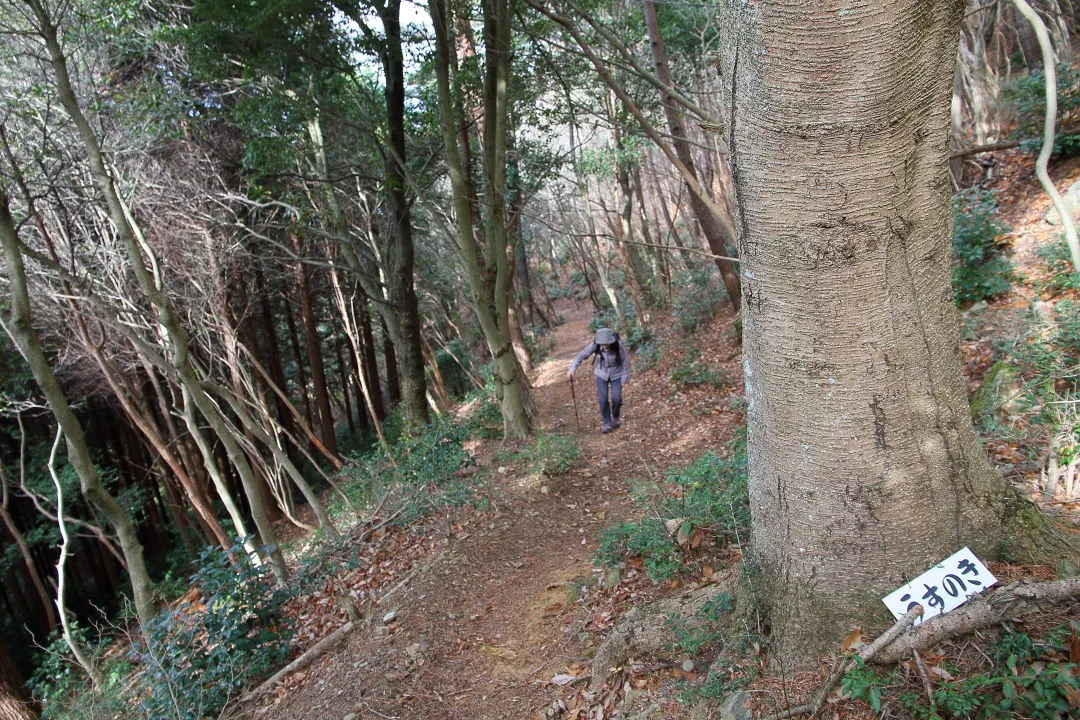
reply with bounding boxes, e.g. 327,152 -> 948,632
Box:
590,580 -> 735,691
760,576 -> 1080,719
873,575 -> 1080,664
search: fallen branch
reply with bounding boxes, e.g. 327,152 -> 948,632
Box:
874,576 -> 1080,664
238,621 -> 355,704
949,140 -> 1022,159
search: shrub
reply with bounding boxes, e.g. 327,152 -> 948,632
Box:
134,544 -> 294,720
672,267 -> 724,333
342,414 -> 480,524
517,432 -> 581,477
1003,63 -> 1080,158
671,348 -> 729,388
952,189 -> 1014,303
901,623 -> 1080,719
635,339 -> 663,373
1035,238 -> 1080,297
29,626 -> 129,720
597,519 -> 684,582
595,431 -> 749,582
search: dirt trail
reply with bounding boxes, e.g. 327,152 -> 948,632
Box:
254,299 -> 739,720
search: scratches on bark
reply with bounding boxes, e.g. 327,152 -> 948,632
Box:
870,395 -> 888,449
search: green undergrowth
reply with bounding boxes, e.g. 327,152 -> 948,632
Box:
670,348 -> 730,389
32,414 -> 482,720
334,413 -> 480,525
30,542 -> 293,720
840,622 -> 1080,719
1003,62 -> 1080,158
596,430 -> 749,583
952,189 -> 1014,304
1035,238 -> 1080,298
672,266 -> 726,334
513,432 -> 581,477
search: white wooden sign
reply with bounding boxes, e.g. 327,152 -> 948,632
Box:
882,547 -> 997,626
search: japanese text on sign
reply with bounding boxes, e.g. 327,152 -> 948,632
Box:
881,547 -> 997,626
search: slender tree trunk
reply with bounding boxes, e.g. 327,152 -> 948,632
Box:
0,467 -> 55,634
632,163 -> 668,296
333,330 -> 355,434
378,0 -> 430,429
283,296 -> 314,427
291,234 -> 338,456
360,305 -> 386,421
643,0 -> 742,309
381,317 -> 402,408
431,0 -> 533,439
717,0 -> 1066,664
567,103 -> 624,325
328,261 -> 393,455
254,265 -> 297,442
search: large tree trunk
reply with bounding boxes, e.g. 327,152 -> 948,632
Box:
717,0 -> 1061,664
378,0 -> 430,429
0,636 -> 35,720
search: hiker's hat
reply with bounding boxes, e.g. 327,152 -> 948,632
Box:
594,327 -> 615,345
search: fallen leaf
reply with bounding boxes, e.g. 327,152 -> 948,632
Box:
841,627 -> 864,653
930,666 -> 954,681
550,673 -> 576,686
1070,635 -> 1080,663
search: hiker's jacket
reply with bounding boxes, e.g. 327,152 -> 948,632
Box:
570,343 -> 630,384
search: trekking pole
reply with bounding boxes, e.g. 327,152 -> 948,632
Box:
569,375 -> 581,431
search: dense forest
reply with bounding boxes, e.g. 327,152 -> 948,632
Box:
0,0 -> 1078,718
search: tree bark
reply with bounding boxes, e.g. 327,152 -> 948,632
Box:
377,0 -> 430,429
716,0 -> 1065,664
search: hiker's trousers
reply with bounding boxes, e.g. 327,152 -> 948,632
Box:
595,376 -> 622,430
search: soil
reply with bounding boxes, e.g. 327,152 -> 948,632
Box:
248,298 -> 745,720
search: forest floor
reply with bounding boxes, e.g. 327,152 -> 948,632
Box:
243,151 -> 1080,720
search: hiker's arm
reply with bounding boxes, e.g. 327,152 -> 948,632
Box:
568,343 -> 595,377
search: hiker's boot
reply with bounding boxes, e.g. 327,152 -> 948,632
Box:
601,424 -> 612,434
612,418 -> 621,429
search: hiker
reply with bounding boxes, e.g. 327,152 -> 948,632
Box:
568,327 -> 630,433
